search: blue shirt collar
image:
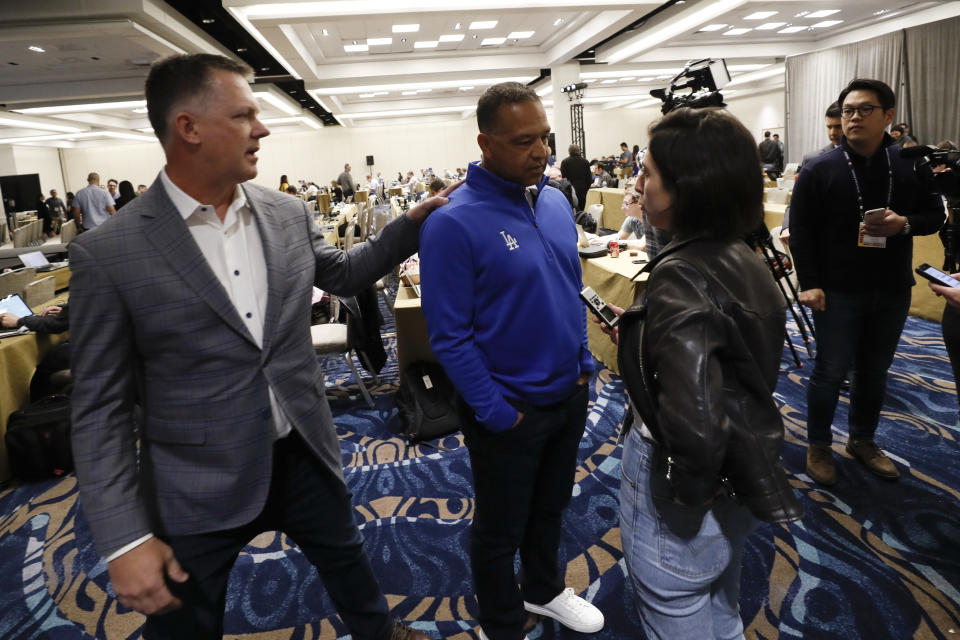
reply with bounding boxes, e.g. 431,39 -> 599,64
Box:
465,160 -> 549,198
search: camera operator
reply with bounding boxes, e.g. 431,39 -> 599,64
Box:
790,78 -> 944,486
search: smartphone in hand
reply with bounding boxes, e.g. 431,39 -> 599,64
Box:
580,286 -> 620,328
916,263 -> 960,288
863,207 -> 886,223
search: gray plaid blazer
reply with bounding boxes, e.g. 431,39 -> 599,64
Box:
69,177 -> 418,557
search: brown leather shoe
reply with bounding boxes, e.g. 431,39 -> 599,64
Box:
391,622 -> 433,640
806,443 -> 838,485
846,438 -> 900,480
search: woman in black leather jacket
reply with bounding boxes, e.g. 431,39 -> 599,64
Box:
601,107 -> 802,639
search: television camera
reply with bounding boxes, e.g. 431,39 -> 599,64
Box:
650,58 -> 731,115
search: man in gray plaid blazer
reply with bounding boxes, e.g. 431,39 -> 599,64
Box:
69,54 -> 451,640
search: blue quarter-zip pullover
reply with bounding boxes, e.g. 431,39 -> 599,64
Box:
419,161 -> 594,432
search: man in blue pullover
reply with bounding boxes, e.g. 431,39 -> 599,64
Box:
419,83 -> 604,640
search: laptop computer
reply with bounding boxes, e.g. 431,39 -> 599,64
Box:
0,293 -> 33,338
17,250 -> 68,273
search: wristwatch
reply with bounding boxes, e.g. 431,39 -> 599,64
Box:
901,219 -> 911,235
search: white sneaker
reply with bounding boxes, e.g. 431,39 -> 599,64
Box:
523,588 -> 604,633
476,628 -> 529,640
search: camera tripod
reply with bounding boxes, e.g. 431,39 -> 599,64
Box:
749,228 -> 816,368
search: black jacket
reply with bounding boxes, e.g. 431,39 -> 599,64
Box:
790,134 -> 944,293
560,154 -> 592,211
19,302 -> 69,334
618,237 -> 802,523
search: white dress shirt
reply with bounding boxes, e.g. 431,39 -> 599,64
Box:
105,170 -> 295,562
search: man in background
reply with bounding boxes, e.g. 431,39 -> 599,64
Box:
420,82 -> 604,640
106,178 -> 120,202
790,78 -> 943,486
138,184 -> 148,194
780,102 -> 844,247
560,144 -> 591,213
337,163 -> 356,200
45,188 -> 66,221
72,172 -> 116,231
759,131 -> 782,173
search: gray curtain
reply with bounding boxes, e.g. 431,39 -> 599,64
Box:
785,32 -> 903,164
905,15 -> 960,146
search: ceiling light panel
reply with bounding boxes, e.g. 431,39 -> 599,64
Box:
806,9 -> 840,18
779,26 -> 808,33
414,40 -> 439,48
699,24 -> 728,31
507,31 -> 535,39
439,34 -> 465,42
392,24 -> 419,33
367,37 -> 392,46
470,21 -> 498,30
724,28 -> 752,36
481,37 -> 506,46
344,44 -> 369,52
755,22 -> 786,30
744,11 -> 777,20
811,20 -> 843,28
16,100 -> 147,115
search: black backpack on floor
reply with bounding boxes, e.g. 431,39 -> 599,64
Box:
5,395 -> 73,481
395,361 -> 460,444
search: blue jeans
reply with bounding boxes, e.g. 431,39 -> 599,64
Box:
806,288 -> 911,445
619,428 -> 757,640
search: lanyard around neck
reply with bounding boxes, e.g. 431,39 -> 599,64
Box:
842,147 -> 894,221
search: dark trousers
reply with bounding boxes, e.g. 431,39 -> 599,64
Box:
30,341 -> 70,401
942,304 -> 960,419
806,288 -> 911,445
143,430 -> 392,640
459,384 -> 589,640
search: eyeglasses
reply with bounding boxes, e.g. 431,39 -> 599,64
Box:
841,104 -> 883,119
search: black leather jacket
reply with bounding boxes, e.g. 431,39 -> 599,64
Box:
618,236 -> 802,523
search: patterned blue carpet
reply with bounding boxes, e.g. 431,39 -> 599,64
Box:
1,297 -> 959,639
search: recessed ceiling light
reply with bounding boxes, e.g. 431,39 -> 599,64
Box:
401,91 -> 417,95
553,18 -> 564,26
620,76 -> 635,81
745,11 -> 778,20
367,37 -> 392,46
481,37 -> 506,46
470,21 -> 498,30
321,29 -> 329,36
811,20 -> 843,28
202,18 -> 215,24
507,31 -> 535,39
779,26 -> 808,33
454,23 -> 462,30
392,24 -> 419,33
459,86 -> 475,91
601,79 -> 617,84
873,9 -> 890,16
414,41 -> 439,48
584,78 -> 597,83
352,40 -> 357,45
359,93 -> 376,98
756,22 -> 787,30
723,28 -> 752,36
344,44 -> 369,52
416,89 -> 432,93
236,47 -> 247,52
807,9 -> 840,18
27,45 -> 45,53
698,24 -> 727,32
638,77 -> 656,82
401,38 -> 407,43
794,11 -> 810,17
439,34 -> 465,42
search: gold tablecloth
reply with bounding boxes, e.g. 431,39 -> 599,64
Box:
33,266 -> 71,292
581,252 -> 649,374
585,188 -> 627,230
394,285 -> 433,372
0,292 -> 70,481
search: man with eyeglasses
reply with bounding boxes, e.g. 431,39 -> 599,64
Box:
790,78 -> 943,486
